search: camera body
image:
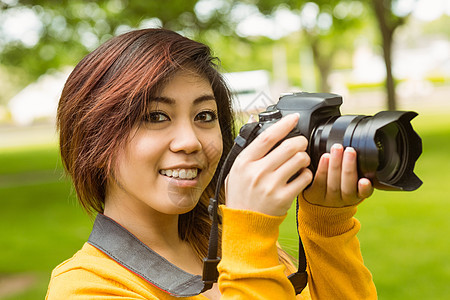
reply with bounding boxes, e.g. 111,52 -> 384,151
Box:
237,92 -> 422,191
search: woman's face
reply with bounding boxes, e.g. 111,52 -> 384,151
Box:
106,70 -> 223,216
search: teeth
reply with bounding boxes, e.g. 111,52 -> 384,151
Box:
160,168 -> 198,180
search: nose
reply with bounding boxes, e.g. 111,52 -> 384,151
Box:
169,123 -> 202,154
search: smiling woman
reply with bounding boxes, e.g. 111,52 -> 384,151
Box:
46,28 -> 377,300
104,70 -> 223,220
47,29 -> 236,299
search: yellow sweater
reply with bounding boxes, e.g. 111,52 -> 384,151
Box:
46,199 -> 376,299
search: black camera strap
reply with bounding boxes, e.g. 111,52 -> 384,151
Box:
203,122 -> 308,295
201,123 -> 258,291
288,196 -> 308,293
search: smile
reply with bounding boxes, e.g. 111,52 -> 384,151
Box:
159,168 -> 199,180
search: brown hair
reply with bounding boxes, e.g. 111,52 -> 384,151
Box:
58,28 -> 295,270
57,28 -> 234,258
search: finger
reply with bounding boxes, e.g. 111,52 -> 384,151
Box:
327,144 -> 344,199
274,150 -> 310,184
282,168 -> 313,201
303,153 -> 329,202
263,136 -> 308,171
241,113 -> 299,161
340,147 -> 358,200
358,178 -> 374,199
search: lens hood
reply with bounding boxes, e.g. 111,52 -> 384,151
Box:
355,111 -> 422,191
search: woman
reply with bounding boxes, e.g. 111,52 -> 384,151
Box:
46,28 -> 376,299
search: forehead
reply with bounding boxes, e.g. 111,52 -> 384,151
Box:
163,69 -> 211,91
152,70 -> 215,106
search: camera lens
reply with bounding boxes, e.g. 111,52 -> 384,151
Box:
310,111 -> 422,191
374,122 -> 404,182
375,131 -> 387,170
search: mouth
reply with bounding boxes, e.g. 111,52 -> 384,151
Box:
159,168 -> 200,180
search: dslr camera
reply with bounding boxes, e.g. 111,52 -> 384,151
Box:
235,92 -> 422,191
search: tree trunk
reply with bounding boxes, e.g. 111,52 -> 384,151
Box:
372,0 -> 398,111
310,38 -> 332,92
382,33 -> 397,110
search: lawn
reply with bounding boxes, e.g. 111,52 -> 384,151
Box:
0,112 -> 449,299
0,145 -> 92,299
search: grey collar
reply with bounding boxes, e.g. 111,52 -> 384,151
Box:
87,213 -> 205,297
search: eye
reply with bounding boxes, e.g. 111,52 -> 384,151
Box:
195,110 -> 218,123
143,111 -> 170,123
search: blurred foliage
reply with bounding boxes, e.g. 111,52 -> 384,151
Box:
0,0 -> 448,108
251,0 -> 370,92
0,0 -> 219,105
422,14 -> 450,38
0,0 -> 199,83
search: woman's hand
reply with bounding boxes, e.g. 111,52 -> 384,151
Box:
303,144 -> 374,207
225,113 -> 313,216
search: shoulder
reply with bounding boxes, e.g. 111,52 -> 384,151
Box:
46,243 -> 158,299
50,243 -> 121,276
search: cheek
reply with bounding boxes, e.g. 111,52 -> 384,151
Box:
111,150 -> 134,187
129,131 -> 165,167
205,132 -> 223,168
113,136 -> 157,180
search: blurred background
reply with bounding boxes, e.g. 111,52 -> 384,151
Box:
0,0 -> 449,299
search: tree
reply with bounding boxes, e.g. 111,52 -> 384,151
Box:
366,0 -> 413,110
0,0 -> 205,104
247,0 -> 367,92
257,0 -> 415,110
297,1 -> 366,92
0,0 -> 416,111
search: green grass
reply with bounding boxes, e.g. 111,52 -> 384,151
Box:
0,144 -> 92,299
0,144 -> 62,175
1,111 -> 449,299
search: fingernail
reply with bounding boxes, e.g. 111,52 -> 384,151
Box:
331,144 -> 343,151
359,178 -> 371,186
345,147 -> 355,153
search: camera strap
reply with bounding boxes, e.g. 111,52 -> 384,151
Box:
203,122 -> 308,295
288,196 -> 308,293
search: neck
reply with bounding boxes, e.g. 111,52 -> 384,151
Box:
103,179 -> 203,274
103,197 -> 184,253
103,200 -> 203,274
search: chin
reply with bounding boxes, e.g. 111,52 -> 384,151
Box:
166,193 -> 200,213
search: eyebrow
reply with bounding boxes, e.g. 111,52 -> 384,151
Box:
151,94 -> 216,105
